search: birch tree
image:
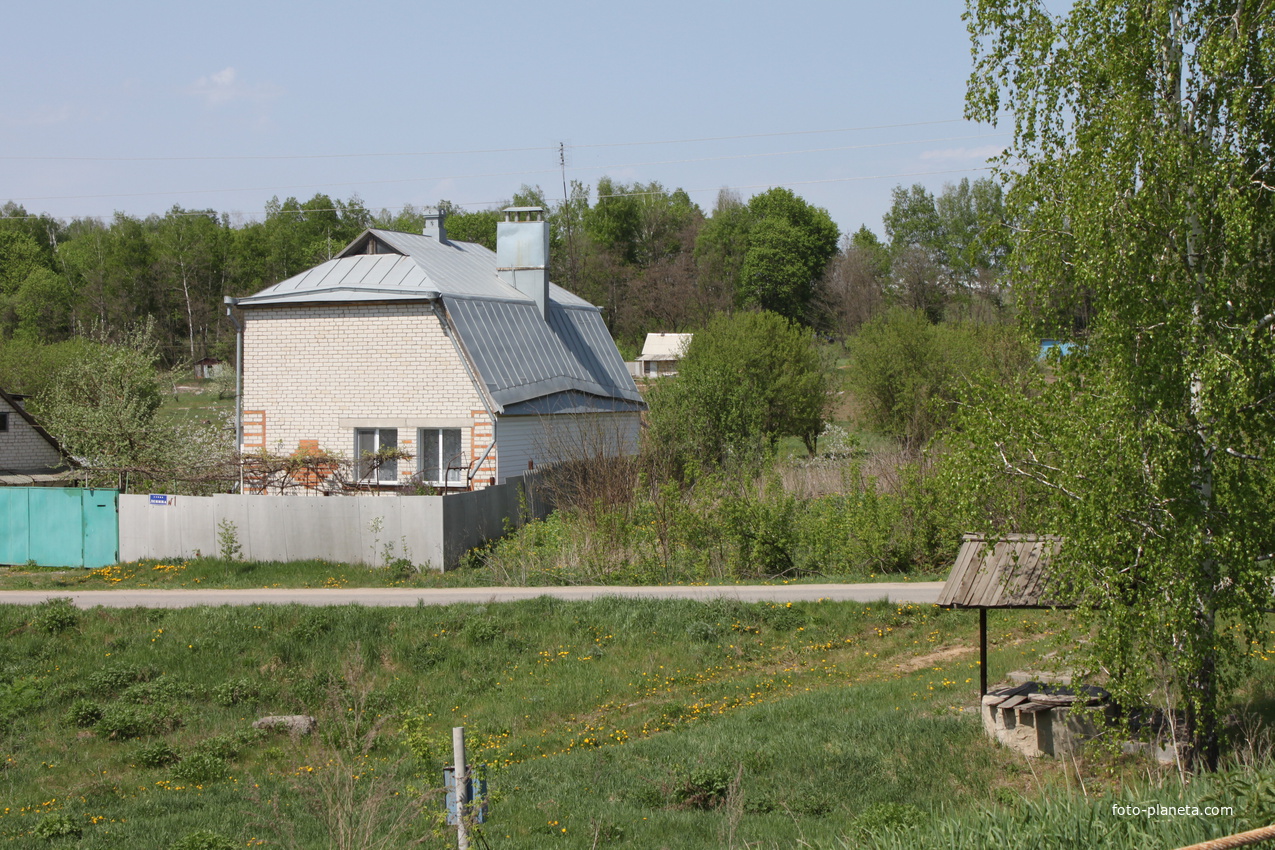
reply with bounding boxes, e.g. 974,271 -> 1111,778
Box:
958,0 -> 1275,769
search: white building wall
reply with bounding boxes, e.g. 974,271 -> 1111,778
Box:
0,399 -> 63,471
240,302 -> 493,488
496,412 -> 641,483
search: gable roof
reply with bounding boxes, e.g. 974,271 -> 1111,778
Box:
0,388 -> 76,475
637,332 -> 692,362
234,229 -> 643,413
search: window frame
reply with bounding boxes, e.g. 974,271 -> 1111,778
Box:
354,428 -> 399,484
418,427 -> 464,487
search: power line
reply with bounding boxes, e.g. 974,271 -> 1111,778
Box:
0,118 -> 975,163
4,133 -> 1005,206
2,165 -> 1003,223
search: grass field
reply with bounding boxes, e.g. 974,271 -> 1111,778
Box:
1,597 -> 1270,848
0,557 -> 938,592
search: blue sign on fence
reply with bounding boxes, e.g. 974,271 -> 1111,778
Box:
149,494 -> 174,506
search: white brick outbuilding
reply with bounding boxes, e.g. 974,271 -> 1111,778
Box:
230,208 -> 645,492
0,389 -> 74,484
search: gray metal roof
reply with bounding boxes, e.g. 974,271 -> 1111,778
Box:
236,229 -> 643,412
937,533 -> 1068,609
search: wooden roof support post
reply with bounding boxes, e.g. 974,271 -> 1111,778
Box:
980,607 -> 988,697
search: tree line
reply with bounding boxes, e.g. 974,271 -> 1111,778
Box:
0,175 -> 1009,377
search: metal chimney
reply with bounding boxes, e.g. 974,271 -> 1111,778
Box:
497,207 -> 549,319
422,206 -> 448,243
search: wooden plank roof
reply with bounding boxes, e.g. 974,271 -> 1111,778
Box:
937,533 -> 1068,609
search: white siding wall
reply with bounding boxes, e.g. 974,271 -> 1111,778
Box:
241,302 -> 493,487
0,400 -> 63,471
496,412 -> 641,483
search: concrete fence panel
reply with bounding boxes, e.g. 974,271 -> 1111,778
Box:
118,474 -> 549,570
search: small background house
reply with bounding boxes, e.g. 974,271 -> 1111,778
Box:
229,207 -> 645,493
634,332 -> 692,378
193,358 -> 226,379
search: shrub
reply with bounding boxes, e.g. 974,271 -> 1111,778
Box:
211,677 -> 265,707
850,801 -> 925,837
65,699 -> 103,728
31,598 -> 80,634
846,307 -> 1033,451
171,751 -> 228,784
32,813 -> 81,840
645,310 -> 829,477
95,703 -> 174,739
120,677 -> 194,705
88,664 -> 153,697
672,765 -> 732,810
135,740 -> 179,768
170,830 -> 237,850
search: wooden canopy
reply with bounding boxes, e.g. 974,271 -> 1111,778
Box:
938,533 -> 1067,695
938,533 -> 1065,609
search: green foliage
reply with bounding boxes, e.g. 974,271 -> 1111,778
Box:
849,801 -> 925,837
961,0 -> 1275,769
95,702 -> 177,739
135,740 -> 180,768
31,598 -> 80,634
646,310 -> 829,474
171,751 -> 229,784
64,699 -> 104,728
169,831 -> 237,850
32,813 -> 81,841
211,677 -> 266,707
88,663 -> 154,697
672,765 -> 732,810
695,188 -> 838,321
846,308 -> 1034,450
216,519 -> 241,561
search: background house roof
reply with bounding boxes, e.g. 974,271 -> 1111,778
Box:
236,229 -> 643,413
636,332 -> 693,362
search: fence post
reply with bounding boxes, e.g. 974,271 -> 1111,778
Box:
453,726 -> 469,850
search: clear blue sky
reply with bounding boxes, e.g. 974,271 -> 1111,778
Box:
0,1 -> 1007,238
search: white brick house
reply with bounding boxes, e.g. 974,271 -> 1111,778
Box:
0,389 -> 74,484
229,208 -> 645,491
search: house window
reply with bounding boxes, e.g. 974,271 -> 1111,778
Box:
354,428 -> 398,483
0,412 -> 7,432
419,428 -> 463,486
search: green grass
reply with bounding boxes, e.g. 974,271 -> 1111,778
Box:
155,384 -> 234,426
1,599 -> 1268,848
0,555 -> 939,592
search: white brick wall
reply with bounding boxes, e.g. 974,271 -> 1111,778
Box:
0,399 -> 64,471
241,302 -> 492,487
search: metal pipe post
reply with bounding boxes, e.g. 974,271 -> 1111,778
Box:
453,726 -> 469,850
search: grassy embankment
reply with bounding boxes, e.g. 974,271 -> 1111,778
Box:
1,597 -> 1272,849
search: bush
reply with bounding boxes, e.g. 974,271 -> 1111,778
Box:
672,765 -> 732,810
95,703 -> 175,739
846,308 -> 1033,451
120,676 -> 194,704
31,598 -> 80,634
170,830 -> 237,850
134,740 -> 179,768
65,699 -> 103,728
88,664 -> 153,698
211,677 -> 265,707
32,813 -> 81,840
645,310 -> 829,477
171,751 -> 228,784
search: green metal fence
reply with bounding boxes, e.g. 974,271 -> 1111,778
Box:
0,487 -> 119,569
